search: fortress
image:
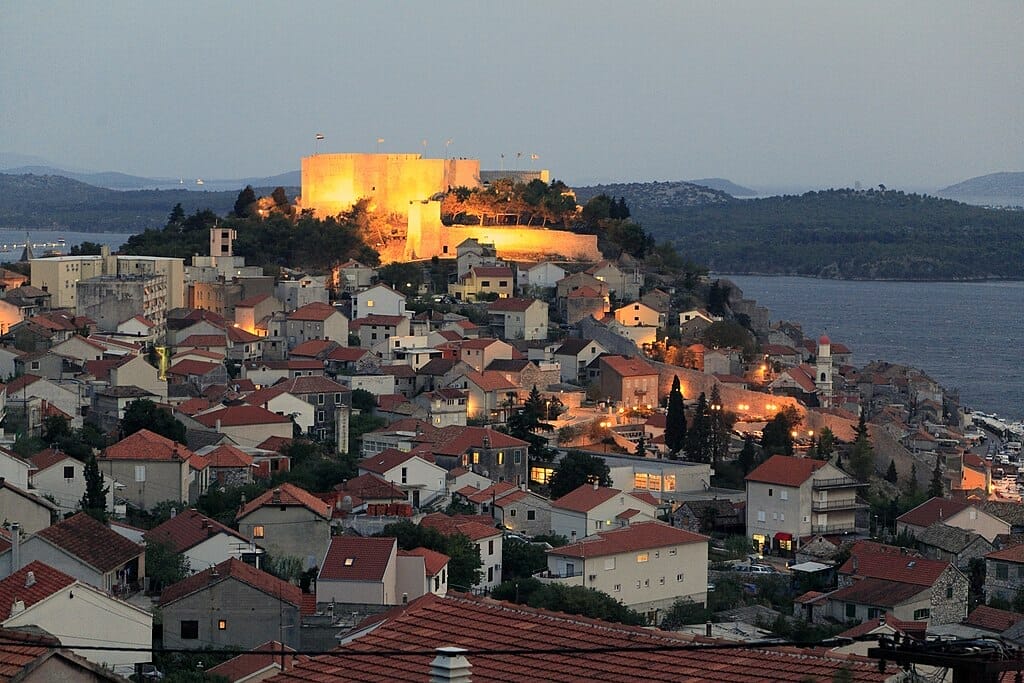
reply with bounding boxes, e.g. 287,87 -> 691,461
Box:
299,153 -> 600,263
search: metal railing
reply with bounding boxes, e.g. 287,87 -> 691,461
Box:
813,476 -> 865,489
812,499 -> 867,512
811,523 -> 860,534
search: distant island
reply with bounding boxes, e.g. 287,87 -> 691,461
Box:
936,171 -> 1024,207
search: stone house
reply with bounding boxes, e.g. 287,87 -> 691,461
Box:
598,355 -> 659,408
236,483 -> 332,569
915,522 -> 994,571
564,285 -> 609,325
984,544 -> 1024,603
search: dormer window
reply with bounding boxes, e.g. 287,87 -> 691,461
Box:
344,557 -> 355,566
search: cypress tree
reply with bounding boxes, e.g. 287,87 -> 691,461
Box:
885,459 -> 898,484
80,454 -> 109,522
664,376 -> 687,458
928,456 -> 944,498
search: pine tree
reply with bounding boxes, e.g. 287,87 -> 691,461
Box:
634,432 -> 647,457
738,436 -> 760,475
885,459 -> 898,484
849,427 -> 876,482
685,392 -> 712,463
707,385 -> 731,466
855,410 -> 869,442
928,456 -> 944,498
233,185 -> 258,218
80,454 -> 108,522
664,376 -> 687,458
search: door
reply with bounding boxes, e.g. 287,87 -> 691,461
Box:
412,490 -> 420,507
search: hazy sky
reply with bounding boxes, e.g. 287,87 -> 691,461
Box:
3,2 -> 1021,189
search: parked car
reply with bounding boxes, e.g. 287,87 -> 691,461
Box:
749,564 -> 777,575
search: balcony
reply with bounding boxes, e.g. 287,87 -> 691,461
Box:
811,523 -> 860,534
813,476 -> 866,490
533,570 -> 584,586
812,499 -> 868,512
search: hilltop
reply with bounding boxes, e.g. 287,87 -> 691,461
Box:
574,180 -> 736,210
687,177 -> 757,196
641,188 -> 1024,280
937,171 -> 1024,207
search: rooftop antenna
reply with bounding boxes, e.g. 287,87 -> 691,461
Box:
377,137 -> 384,154
315,133 -> 325,154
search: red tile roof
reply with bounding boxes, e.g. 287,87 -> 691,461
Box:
419,513 -> 501,542
827,577 -> 926,607
896,497 -> 970,528
159,558 -> 306,612
459,482 -> 518,505
236,483 -> 332,521
965,604 -> 1024,632
335,473 -> 407,502
28,448 -> 69,473
175,397 -> 213,415
287,302 -> 337,322
746,455 -> 828,487
36,513 -> 143,573
599,355 -> 657,378
144,508 -> 248,553
227,326 -> 261,343
167,359 -> 222,377
327,347 -> 373,362
258,435 -> 293,452
288,339 -> 338,357
271,376 -> 350,396
463,370 -> 519,392
319,536 -> 396,582
399,547 -> 449,577
206,640 -> 298,681
418,426 -> 529,457
985,544 -> 1024,563
551,484 -> 654,514
177,334 -> 229,348
838,542 -> 948,586
467,266 -> 513,278
551,521 -> 706,559
102,429 -> 195,462
358,448 -> 436,475
837,613 -> 926,640
273,592 -> 892,682
195,405 -> 292,428
205,444 -> 255,469
0,561 -> 76,613
488,298 -> 536,312
0,627 -> 68,681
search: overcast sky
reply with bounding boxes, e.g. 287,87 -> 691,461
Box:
2,2 -> 1021,190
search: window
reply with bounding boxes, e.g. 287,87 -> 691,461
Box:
635,580 -> 641,589
845,603 -> 857,619
527,510 -> 536,521
488,540 -> 494,555
401,467 -> 408,484
768,488 -> 773,497
134,465 -> 146,482
867,608 -> 881,619
757,510 -> 766,522
914,609 -> 931,620
30,361 -> 40,371
472,452 -> 480,465
636,552 -> 649,563
780,513 -> 785,521
946,585 -> 954,599
780,490 -> 788,501
434,575 -> 440,590
481,280 -> 491,287
181,620 -> 199,640
218,620 -> 227,631
997,563 -> 1009,579
487,567 -> 493,583
496,451 -> 504,465
604,558 -> 615,570
772,512 -> 778,520
1017,565 -> 1024,579
659,577 -> 665,585
63,466 -> 74,479
513,451 -> 521,464
317,411 -> 325,422
509,508 -> 516,517
252,525 -> 265,539
344,557 -> 355,566
613,584 -> 621,592
499,281 -> 508,287
668,548 -> 677,557
335,393 -> 342,403
366,299 -> 374,308
676,573 -> 684,582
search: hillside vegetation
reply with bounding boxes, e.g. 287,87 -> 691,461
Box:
639,188 -> 1024,280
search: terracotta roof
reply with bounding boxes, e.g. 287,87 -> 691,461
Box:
381,363 -> 417,379
552,484 -> 638,513
275,592 -> 892,682
838,544 -> 949,586
273,376 -> 350,396
336,473 -> 407,502
399,547 -> 449,577
746,455 -> 827,487
827,577 -> 926,607
177,334 -> 229,348
551,521 -> 706,559
36,513 -> 143,573
985,545 -> 1024,563
418,426 -> 529,457
145,508 -> 248,553
350,314 -> 407,329
236,483 -> 332,521
0,560 -> 76,615
896,497 -> 970,528
837,613 -> 927,640
599,355 -> 657,378
205,444 -> 255,469
167,359 -> 223,376
359,448 -> 436,475
227,326 -> 261,343
419,513 -> 501,542
102,429 -> 195,462
258,435 -> 293,452
206,640 -> 297,681
488,298 -> 537,312
965,604 -> 1024,632
287,302 -> 338,322
28,448 -> 70,473
467,266 -> 513,278
0,627 -> 71,682
459,338 -> 502,350
5,374 -> 42,394
172,348 -> 226,362
319,536 -> 396,582
288,339 -> 338,357
459,482 -> 518,505
327,347 -> 373,362
160,558 -> 306,611
463,370 -> 519,392
195,405 -> 292,428
566,285 -> 604,299
176,397 -> 213,415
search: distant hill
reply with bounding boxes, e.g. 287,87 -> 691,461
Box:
3,166 -> 176,190
937,171 -> 1024,207
574,181 -> 736,213
687,177 -> 757,196
641,188 -> 1024,280
0,173 -> 296,233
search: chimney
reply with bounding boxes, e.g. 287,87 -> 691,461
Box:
852,555 -> 859,573
705,621 -> 713,637
9,600 -> 25,619
272,488 -> 282,504
25,571 -> 35,588
10,523 -> 19,574
592,479 -> 599,490
216,419 -> 222,432
429,647 -> 472,683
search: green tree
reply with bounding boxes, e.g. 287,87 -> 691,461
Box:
738,435 -> 760,475
685,392 -> 712,463
491,579 -> 646,626
848,427 -> 876,482
928,456 -> 944,498
80,454 -> 109,522
262,554 -> 304,584
376,262 -> 424,297
707,385 -> 734,467
121,399 -> 187,444
501,538 -> 548,581
885,459 -> 898,484
350,388 -> 376,413
233,185 -> 258,218
761,412 -> 795,457
167,203 -> 186,225
379,521 -> 483,589
659,599 -> 711,630
505,386 -> 556,463
146,539 -> 191,592
548,451 -> 612,499
817,427 -> 836,459
664,375 -> 687,458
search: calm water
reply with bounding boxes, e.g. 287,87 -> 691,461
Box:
0,230 -> 129,260
725,276 -> 1024,420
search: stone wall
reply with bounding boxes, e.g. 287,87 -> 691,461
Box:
929,567 -> 969,624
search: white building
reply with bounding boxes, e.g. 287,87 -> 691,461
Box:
550,483 -> 659,540
352,283 -> 408,320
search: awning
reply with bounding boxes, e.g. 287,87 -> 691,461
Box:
774,532 -> 793,541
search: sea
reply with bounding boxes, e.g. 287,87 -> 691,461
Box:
724,275 -> 1024,421
0,230 -> 130,260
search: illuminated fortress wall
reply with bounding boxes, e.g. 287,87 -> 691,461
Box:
301,154 -> 480,217
406,202 -> 600,262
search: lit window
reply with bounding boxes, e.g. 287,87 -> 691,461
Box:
218,620 -> 227,630
497,452 -> 504,465
344,557 -> 355,566
366,300 -> 374,307
472,452 -> 480,464
636,552 -> 649,563
252,525 -> 265,539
